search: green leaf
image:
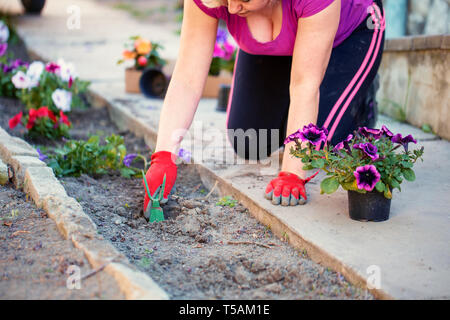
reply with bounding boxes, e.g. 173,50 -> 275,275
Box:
320,177 -> 340,194
402,168 -> 416,182
341,179 -> 359,192
375,181 -> 385,193
311,158 -> 325,169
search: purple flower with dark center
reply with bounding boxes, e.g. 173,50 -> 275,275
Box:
358,127 -> 382,139
0,43 -> 7,57
36,148 -> 48,162
353,142 -> 379,160
123,153 -> 138,167
333,134 -> 353,153
380,125 -> 393,138
391,133 -> 417,152
354,164 -> 381,192
298,124 -> 328,146
178,148 -> 191,162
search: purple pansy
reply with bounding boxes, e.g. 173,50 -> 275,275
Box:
358,127 -> 383,139
391,133 -> 417,152
178,148 -> 191,162
354,164 -> 381,192
298,124 -> 328,146
353,142 -> 379,160
123,153 -> 138,167
36,148 -> 48,162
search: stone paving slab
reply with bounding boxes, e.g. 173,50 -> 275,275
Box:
7,0 -> 450,299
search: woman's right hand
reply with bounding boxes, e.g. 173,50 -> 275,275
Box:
142,151 -> 178,214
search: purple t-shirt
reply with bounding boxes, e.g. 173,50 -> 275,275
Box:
192,0 -> 374,56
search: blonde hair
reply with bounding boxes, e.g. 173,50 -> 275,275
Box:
201,0 -> 227,8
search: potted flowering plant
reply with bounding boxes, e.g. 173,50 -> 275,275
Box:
117,36 -> 166,94
285,124 -> 425,222
204,28 -> 237,99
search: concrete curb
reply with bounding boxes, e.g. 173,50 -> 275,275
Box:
87,88 -> 392,300
0,126 -> 169,300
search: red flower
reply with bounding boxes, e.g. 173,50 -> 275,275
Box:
36,106 -> 57,122
59,110 -> 71,126
27,109 -> 38,129
68,76 -> 73,89
9,112 -> 23,129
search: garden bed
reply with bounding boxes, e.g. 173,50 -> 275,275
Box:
1,97 -> 374,300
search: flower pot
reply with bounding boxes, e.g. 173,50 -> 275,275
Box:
139,68 -> 168,98
21,0 -> 46,14
125,68 -> 142,94
203,71 -> 232,98
216,84 -> 231,112
347,190 -> 391,222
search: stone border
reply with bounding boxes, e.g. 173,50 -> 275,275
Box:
384,34 -> 450,52
0,127 -> 169,300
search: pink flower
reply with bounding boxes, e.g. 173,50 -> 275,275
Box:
213,43 -> 225,59
45,62 -> 60,73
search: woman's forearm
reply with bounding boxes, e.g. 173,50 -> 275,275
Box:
281,84 -> 320,179
154,76 -> 204,154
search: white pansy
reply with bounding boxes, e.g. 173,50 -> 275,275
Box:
12,71 -> 31,89
56,58 -> 78,82
52,89 -> 72,112
0,21 -> 9,43
26,61 -> 44,87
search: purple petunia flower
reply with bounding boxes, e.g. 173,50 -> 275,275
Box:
283,132 -> 300,145
354,164 -> 381,192
123,153 -> 138,167
353,142 -> 379,160
358,127 -> 383,139
36,148 -> 48,162
333,134 -> 353,153
0,43 -> 7,57
380,125 -> 393,138
391,133 -> 417,152
298,123 -> 328,146
178,148 -> 191,163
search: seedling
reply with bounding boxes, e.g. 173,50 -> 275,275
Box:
142,170 -> 166,223
216,195 -> 237,208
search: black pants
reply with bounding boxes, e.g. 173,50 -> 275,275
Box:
226,0 -> 385,160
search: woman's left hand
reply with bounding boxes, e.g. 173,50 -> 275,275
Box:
264,171 -> 319,206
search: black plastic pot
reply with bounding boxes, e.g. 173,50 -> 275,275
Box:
139,68 -> 168,98
216,84 -> 231,112
21,0 -> 46,14
348,190 -> 391,222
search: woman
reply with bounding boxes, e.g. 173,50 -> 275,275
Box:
143,0 -> 385,213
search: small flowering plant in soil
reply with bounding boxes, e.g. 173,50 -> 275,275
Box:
8,106 -> 71,140
209,29 -> 237,76
117,36 -> 166,71
286,124 -> 425,200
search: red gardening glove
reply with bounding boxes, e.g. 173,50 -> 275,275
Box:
264,171 -> 319,206
142,151 -> 178,213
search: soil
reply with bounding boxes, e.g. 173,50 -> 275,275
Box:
0,182 -> 124,300
1,97 -> 374,300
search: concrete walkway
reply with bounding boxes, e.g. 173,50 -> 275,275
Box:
6,0 -> 450,299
